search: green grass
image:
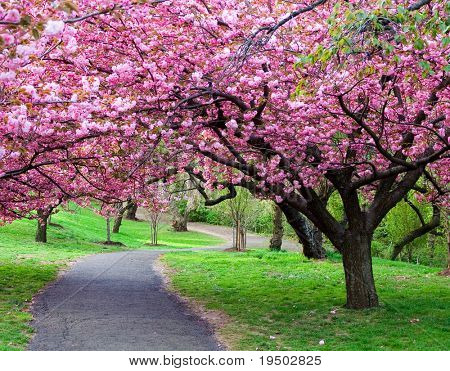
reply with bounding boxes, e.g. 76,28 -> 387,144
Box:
162,249 -> 450,351
0,206 -> 223,350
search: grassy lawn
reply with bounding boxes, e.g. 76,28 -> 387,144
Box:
162,249 -> 450,351
0,206 -> 223,350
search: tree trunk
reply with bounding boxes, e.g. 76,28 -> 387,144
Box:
113,204 -> 128,233
172,213 -> 188,231
232,220 -> 246,251
35,209 -> 49,243
279,204 -> 326,259
342,231 -> 379,309
125,201 -> 138,220
150,218 -> 159,245
311,223 -> 323,255
106,217 -> 111,243
112,213 -> 124,234
269,204 -> 283,251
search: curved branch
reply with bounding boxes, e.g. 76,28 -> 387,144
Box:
391,204 -> 441,260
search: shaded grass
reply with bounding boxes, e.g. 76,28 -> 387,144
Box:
162,249 -> 450,351
0,206 -> 223,350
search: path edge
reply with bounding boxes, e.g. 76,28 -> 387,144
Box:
154,255 -> 234,351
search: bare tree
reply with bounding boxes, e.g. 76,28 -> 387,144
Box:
147,209 -> 163,246
226,188 -> 254,251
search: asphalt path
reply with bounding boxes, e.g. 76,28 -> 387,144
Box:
28,250 -> 222,350
29,222 -> 299,350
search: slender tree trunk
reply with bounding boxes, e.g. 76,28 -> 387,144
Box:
150,218 -> 159,245
35,209 -> 49,243
233,220 -> 246,251
342,230 -> 379,309
235,220 -> 241,251
239,225 -> 246,251
106,217 -> 111,243
269,204 -> 283,251
279,204 -> 326,259
125,201 -> 138,220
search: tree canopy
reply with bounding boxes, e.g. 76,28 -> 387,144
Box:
0,0 -> 448,308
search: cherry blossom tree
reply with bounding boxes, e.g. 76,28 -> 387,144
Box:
141,185 -> 171,246
0,0 -> 448,309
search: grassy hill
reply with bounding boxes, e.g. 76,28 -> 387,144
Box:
0,206 -> 223,350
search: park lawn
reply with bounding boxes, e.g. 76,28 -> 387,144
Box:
0,206 -> 223,350
162,249 -> 450,351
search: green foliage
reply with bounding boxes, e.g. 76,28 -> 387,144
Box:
163,249 -> 450,351
0,206 -> 223,350
327,192 -> 345,222
295,0 -> 450,82
191,190 -> 447,267
377,199 -> 446,266
175,199 -> 188,215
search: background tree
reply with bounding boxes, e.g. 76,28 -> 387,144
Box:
390,200 -> 441,261
169,176 -> 200,232
269,203 -> 283,251
125,201 -> 139,221
225,188 -> 254,251
113,201 -> 133,233
142,186 -> 171,246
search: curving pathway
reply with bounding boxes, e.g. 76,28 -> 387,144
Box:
29,250 -> 222,351
187,222 -> 300,251
28,223 -> 299,351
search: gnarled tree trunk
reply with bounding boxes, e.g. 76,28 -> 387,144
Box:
269,204 -> 283,251
113,202 -> 133,233
342,230 -> 379,309
113,212 -> 125,233
125,201 -> 138,221
172,211 -> 188,232
279,204 -> 326,259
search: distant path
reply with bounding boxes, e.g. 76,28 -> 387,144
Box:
29,220 -> 299,351
136,207 -> 301,251
188,222 -> 301,251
